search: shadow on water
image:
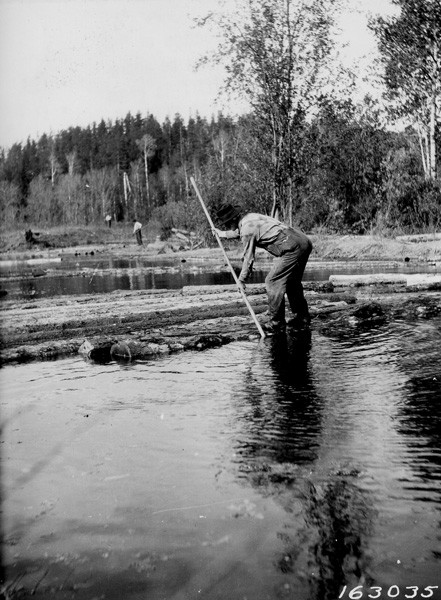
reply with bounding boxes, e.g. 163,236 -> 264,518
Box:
230,331 -> 375,600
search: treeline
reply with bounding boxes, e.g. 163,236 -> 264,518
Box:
0,100 -> 440,235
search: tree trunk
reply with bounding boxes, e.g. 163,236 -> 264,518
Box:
429,92 -> 437,180
123,172 -> 130,218
429,40 -> 438,180
270,114 -> 279,217
143,147 -> 150,212
287,176 -> 293,226
417,124 -> 428,177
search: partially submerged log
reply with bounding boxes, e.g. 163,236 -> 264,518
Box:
63,293 -> 441,365
1,280 -> 440,365
182,281 -> 334,295
405,274 -> 441,291
76,329 -> 246,364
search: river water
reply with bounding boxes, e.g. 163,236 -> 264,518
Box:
2,316 -> 441,599
1,254 -> 440,300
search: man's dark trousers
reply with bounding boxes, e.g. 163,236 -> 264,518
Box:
265,232 -> 312,328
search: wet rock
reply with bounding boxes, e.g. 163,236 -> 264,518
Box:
390,295 -> 441,320
351,302 -> 385,320
79,338 -> 116,362
316,301 -> 388,334
191,334 -> 226,350
32,268 -> 47,277
110,340 -> 144,361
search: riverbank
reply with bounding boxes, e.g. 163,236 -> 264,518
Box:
1,225 -> 441,262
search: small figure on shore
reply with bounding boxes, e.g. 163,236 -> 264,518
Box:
133,220 -> 143,245
25,229 -> 37,245
215,206 -> 312,335
105,214 -> 112,228
24,229 -> 52,248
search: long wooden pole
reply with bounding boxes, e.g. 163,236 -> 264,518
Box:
190,176 -> 265,338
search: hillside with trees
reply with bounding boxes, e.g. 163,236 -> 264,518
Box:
0,0 -> 439,237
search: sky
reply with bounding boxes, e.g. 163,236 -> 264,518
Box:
0,0 -> 395,149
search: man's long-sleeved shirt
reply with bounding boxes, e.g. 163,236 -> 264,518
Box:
237,213 -> 288,282
237,213 -> 310,282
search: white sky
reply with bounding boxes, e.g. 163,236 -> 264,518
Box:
0,0 -> 395,149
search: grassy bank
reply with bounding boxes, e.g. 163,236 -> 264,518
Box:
0,223 -> 152,253
1,224 -> 440,263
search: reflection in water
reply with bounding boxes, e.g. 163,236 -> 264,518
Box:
393,322 -> 441,499
1,318 -> 441,599
5,267 -> 250,299
236,331 -> 321,466
232,331 -> 375,599
2,254 -> 440,300
300,474 -> 374,600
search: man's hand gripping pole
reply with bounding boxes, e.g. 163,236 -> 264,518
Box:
190,176 -> 265,338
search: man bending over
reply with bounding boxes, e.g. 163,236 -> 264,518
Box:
215,206 -> 312,334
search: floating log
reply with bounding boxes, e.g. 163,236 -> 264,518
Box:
330,273 -> 441,290
330,274 -> 407,287
405,274 -> 441,290
182,281 -> 334,296
79,333 -> 239,365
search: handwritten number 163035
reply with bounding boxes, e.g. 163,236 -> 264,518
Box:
339,585 -> 439,599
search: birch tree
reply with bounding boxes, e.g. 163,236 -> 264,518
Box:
371,0 -> 441,179
198,0 -> 343,222
136,134 -> 157,211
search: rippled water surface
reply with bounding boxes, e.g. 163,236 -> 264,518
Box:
2,318 -> 441,599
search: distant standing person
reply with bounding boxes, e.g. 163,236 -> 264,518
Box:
105,214 -> 112,228
133,220 -> 143,245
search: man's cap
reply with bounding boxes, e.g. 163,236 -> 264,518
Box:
216,204 -> 242,227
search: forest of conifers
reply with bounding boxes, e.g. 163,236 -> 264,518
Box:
1,0 -> 440,236
0,103 -> 439,235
